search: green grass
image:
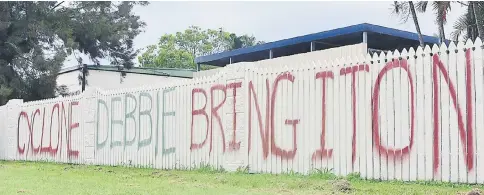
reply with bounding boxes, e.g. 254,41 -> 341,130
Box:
0,160 -> 482,195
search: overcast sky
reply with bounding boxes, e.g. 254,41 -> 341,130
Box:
64,1 -> 467,68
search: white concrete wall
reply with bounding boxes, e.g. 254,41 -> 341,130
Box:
57,70 -> 190,94
3,40 -> 484,183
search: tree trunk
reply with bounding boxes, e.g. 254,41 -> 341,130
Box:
468,2 -> 476,41
81,64 -> 87,92
438,19 -> 446,44
473,2 -> 484,40
409,1 -> 425,47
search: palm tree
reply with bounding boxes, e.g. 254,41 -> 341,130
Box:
392,1 -> 425,47
415,1 -> 451,44
452,2 -> 484,41
472,2 -> 484,39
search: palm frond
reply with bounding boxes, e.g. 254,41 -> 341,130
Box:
415,1 -> 428,12
452,13 -> 470,41
391,1 -> 411,23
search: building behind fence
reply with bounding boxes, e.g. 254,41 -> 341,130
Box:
2,39 -> 484,184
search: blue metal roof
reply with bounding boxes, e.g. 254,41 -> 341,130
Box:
196,23 -> 444,66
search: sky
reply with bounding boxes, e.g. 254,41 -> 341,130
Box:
63,1 -> 467,68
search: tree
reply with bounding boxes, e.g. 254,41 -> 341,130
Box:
452,2 -> 484,41
138,35 -> 196,69
472,2 -> 484,39
230,34 -> 266,49
392,1 -> 425,47
415,1 -> 451,44
55,84 -> 70,97
138,26 -> 263,69
0,1 -> 148,104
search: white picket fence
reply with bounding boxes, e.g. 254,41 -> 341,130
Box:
2,39 -> 484,183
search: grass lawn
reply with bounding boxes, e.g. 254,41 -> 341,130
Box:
0,161 -> 482,195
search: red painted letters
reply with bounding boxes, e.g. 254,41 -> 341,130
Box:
432,51 -> 474,174
248,79 -> 271,157
16,101 -> 79,158
270,72 -> 298,159
227,82 -> 242,151
312,71 -> 334,161
340,65 -> 369,166
190,88 -> 209,150
210,84 -> 227,153
372,59 -> 415,158
248,72 -> 300,160
68,101 -> 79,158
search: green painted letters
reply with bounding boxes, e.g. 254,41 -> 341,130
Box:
124,93 -> 137,148
110,97 -> 123,148
138,92 -> 153,149
162,87 -> 176,155
96,99 -> 109,149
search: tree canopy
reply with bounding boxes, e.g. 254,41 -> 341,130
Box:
138,26 -> 264,69
391,1 -> 484,44
0,1 -> 147,105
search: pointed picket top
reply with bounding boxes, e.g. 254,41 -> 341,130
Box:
340,56 -> 348,69
465,38 -> 474,49
182,77 -> 190,86
401,48 -> 408,55
415,45 -> 423,56
333,58 -> 341,69
327,60 -> 335,70
282,64 -> 290,74
431,44 -> 440,55
475,37 -> 483,47
371,51 -> 379,60
202,73 -> 213,81
307,59 -> 316,69
330,57 -> 338,69
355,54 -> 364,65
309,60 -> 317,70
448,41 -> 457,53
393,49 -> 401,61
365,53 -> 373,65
346,55 -> 354,67
329,59 -> 337,70
439,42 -> 448,57
260,67 -> 268,75
318,60 -> 326,69
193,76 -> 200,84
372,51 -> 381,66
423,44 -> 431,54
456,40 -> 465,52
356,54 -> 366,64
401,48 -> 409,61
408,47 -> 416,57
316,59 -> 324,70
201,76 -> 207,84
377,50 -> 386,66
385,49 -> 394,65
298,60 -> 307,70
